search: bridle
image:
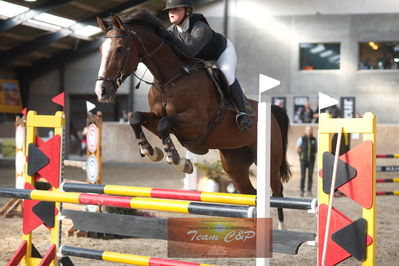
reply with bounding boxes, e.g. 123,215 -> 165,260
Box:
96,25 -> 203,108
96,27 -> 164,90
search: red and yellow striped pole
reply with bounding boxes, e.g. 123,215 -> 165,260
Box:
60,183 -> 316,211
376,178 -> 399,183
376,191 -> 399,196
62,182 -> 256,206
0,187 -> 254,218
376,154 -> 399,158
60,246 -> 215,266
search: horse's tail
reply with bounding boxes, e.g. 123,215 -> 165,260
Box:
271,105 -> 292,183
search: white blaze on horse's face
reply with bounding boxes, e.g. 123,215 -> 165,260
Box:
95,38 -> 112,101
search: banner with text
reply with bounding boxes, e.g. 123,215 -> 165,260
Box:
340,97 -> 356,118
168,218 -> 272,258
0,79 -> 22,113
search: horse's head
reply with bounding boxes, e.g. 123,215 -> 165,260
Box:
95,15 -> 140,103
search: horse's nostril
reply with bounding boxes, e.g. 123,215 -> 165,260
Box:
101,86 -> 106,97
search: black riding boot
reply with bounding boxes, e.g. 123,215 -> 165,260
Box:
229,79 -> 253,131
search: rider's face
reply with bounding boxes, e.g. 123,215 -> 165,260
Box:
169,7 -> 186,24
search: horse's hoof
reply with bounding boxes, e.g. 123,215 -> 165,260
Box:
146,147 -> 164,161
175,158 -> 193,174
278,221 -> 286,230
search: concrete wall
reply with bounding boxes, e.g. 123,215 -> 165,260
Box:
198,1 -> 399,124
29,70 -> 62,115
228,9 -> 399,123
0,122 -> 15,137
101,122 -> 399,171
231,0 -> 399,16
200,0 -> 399,17
101,122 -> 221,165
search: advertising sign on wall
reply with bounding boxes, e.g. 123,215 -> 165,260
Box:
0,79 -> 22,113
340,97 -> 356,118
0,138 -> 16,159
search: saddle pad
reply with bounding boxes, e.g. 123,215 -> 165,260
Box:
206,65 -> 256,116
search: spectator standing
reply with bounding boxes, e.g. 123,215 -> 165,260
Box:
296,126 -> 317,197
80,126 -> 88,156
303,103 -> 314,123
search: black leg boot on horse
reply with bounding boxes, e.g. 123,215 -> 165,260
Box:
229,79 -> 254,131
157,116 -> 193,174
129,112 -> 164,162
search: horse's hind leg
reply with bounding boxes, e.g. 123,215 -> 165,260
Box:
219,148 -> 256,195
272,178 -> 285,230
157,116 -> 193,174
130,111 -> 164,161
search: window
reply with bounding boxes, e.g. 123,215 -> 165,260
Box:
299,43 -> 341,70
359,42 -> 399,70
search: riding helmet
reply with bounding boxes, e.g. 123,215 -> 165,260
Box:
163,0 -> 193,10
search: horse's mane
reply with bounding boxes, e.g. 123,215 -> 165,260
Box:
115,8 -> 198,63
123,8 -> 165,34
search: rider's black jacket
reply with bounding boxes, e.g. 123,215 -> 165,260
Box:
167,14 -> 227,61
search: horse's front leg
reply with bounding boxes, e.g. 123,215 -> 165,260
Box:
157,115 -> 193,174
130,111 -> 164,161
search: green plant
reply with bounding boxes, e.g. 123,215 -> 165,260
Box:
195,160 -> 226,180
195,160 -> 255,180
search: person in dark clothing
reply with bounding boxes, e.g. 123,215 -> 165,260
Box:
163,0 -> 253,131
296,126 -> 317,197
303,103 -> 314,123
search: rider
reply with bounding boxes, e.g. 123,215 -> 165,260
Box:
163,0 -> 253,131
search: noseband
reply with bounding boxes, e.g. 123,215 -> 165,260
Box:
96,28 -> 164,89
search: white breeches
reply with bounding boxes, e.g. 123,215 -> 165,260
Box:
216,39 -> 237,86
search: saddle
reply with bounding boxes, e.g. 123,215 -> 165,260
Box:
204,62 -> 256,116
169,43 -> 255,116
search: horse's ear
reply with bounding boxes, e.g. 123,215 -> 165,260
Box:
97,17 -> 108,32
111,15 -> 125,30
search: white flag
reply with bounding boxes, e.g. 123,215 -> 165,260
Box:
319,92 -> 338,111
86,101 -> 96,112
259,74 -> 280,94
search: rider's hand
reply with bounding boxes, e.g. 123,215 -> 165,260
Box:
158,26 -> 174,42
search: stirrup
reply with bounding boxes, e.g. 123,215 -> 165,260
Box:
235,112 -> 253,131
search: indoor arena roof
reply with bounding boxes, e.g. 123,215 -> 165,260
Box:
0,0 -> 217,78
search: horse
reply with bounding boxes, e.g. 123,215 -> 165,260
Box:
95,9 -> 291,229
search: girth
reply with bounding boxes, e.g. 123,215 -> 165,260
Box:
177,64 -> 229,151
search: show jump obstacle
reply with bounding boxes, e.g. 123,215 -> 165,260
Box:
2,105 -> 324,264
1,110 -> 379,265
375,178 -> 399,195
63,111 -> 103,184
318,113 -> 376,266
3,110 -> 218,266
375,153 -> 399,195
1,112 -> 103,218
2,110 -> 319,265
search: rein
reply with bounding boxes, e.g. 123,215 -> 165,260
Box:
97,26 -> 204,97
96,28 -> 165,90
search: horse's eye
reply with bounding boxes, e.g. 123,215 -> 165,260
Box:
116,47 -> 124,54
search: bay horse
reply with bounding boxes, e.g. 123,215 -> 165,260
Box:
95,10 -> 291,229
